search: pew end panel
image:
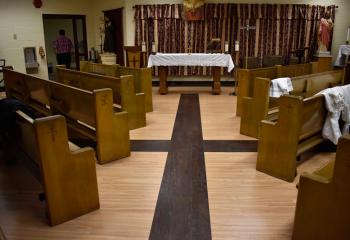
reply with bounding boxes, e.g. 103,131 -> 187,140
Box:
293,135 -> 350,239
236,67 -> 277,116
119,75 -> 146,129
8,112 -> 100,226
118,66 -> 153,112
257,95 -> 327,182
94,89 -> 130,164
34,115 -> 100,226
240,77 -> 271,138
257,96 -> 305,182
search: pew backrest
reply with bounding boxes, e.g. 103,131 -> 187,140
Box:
237,62 -> 319,116
56,67 -> 128,105
80,61 -> 118,76
79,61 -> 153,112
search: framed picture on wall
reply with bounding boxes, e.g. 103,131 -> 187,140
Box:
183,0 -> 205,21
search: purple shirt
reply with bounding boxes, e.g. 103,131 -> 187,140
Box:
54,36 -> 73,54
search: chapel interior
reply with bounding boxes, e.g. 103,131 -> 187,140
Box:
1,0 -> 350,239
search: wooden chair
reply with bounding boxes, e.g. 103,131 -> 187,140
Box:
124,46 -> 142,68
256,94 -> 327,182
240,69 -> 344,138
4,69 -> 130,164
292,135 -> 350,239
80,61 -> 153,112
56,67 -> 146,130
5,111 -> 99,226
262,55 -> 283,67
245,56 -> 260,69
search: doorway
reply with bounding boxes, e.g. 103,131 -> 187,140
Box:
104,8 -> 124,65
43,14 -> 88,77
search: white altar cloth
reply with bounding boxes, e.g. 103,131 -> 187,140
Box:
147,53 -> 235,72
334,45 -> 350,66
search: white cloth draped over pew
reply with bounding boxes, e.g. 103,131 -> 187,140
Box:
317,84 -> 350,144
269,77 -> 293,97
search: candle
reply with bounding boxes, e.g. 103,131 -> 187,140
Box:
235,40 -> 240,52
142,41 -> 146,52
152,42 -> 156,53
347,27 -> 350,43
225,41 -> 229,53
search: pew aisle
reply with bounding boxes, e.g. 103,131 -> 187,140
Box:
0,87 -> 335,239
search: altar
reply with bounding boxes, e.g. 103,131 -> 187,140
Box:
147,53 -> 234,94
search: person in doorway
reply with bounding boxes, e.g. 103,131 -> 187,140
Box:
53,29 -> 73,68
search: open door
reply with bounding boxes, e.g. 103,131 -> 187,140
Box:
43,14 -> 88,77
104,8 -> 124,66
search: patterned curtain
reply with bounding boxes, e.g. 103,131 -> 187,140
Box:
135,4 -> 336,76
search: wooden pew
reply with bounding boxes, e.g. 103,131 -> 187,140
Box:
236,62 -> 319,116
80,61 -> 153,112
292,135 -> 350,239
4,69 -> 130,164
240,70 -> 344,138
56,67 -> 146,130
5,111 -> 99,226
256,94 -> 327,182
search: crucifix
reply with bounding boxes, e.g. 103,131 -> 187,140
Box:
240,21 -> 256,68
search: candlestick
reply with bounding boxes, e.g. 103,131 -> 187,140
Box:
234,40 -> 240,52
142,41 -> 146,52
152,42 -> 156,53
224,41 -> 229,53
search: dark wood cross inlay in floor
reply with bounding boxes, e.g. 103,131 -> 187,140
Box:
149,94 -> 211,240
131,140 -> 258,152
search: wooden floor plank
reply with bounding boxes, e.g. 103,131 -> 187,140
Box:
0,87 -> 336,239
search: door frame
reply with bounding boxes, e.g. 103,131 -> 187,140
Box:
42,14 -> 88,70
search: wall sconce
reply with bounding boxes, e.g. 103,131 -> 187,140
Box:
39,46 -> 46,58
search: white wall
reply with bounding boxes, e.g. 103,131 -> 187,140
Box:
0,0 -> 94,78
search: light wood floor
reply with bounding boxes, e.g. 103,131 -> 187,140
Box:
0,87 -> 334,239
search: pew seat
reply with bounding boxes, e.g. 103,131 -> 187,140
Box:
292,135 -> 350,239
80,61 -> 153,112
56,67 -> 146,130
4,69 -> 130,164
4,111 -> 99,226
256,94 -> 328,182
241,70 -> 344,138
